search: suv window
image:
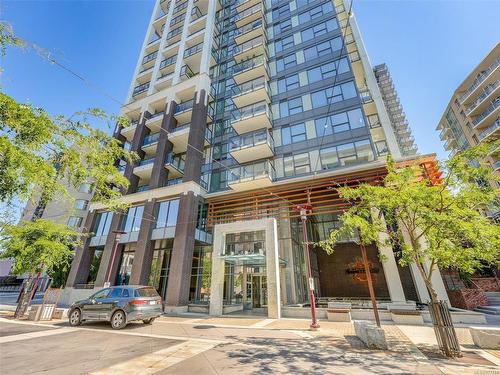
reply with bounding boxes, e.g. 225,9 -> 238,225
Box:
122,289 -> 130,298
109,288 -> 123,298
92,288 -> 110,300
134,287 -> 159,298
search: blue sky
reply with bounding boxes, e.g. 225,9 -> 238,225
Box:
1,0 -> 499,162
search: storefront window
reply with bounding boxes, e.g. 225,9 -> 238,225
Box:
116,243 -> 135,285
148,239 -> 173,298
189,246 -> 212,303
156,199 -> 180,228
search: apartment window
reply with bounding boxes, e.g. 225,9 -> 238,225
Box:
311,81 -> 357,108
78,183 -> 92,193
156,199 -> 180,228
276,53 -> 296,72
284,152 -> 311,177
272,3 -> 290,19
319,146 -> 339,169
93,211 -> 112,237
281,123 -> 307,145
298,2 -> 334,23
278,74 -> 300,93
375,140 -> 389,156
315,108 -> 365,136
301,19 -> 338,42
274,19 -> 292,34
367,114 -> 381,128
280,97 -> 303,117
304,38 -> 342,61
307,58 -> 349,83
320,140 -> 374,170
123,205 -> 144,232
74,199 -> 89,210
275,35 -> 294,53
67,216 -> 83,228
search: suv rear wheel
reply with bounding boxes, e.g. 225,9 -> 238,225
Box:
110,310 -> 127,330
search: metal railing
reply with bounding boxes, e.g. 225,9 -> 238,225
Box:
175,99 -> 194,113
159,55 -> 176,69
459,58 -> 500,103
184,42 -> 203,58
137,185 -> 150,192
464,80 -> 499,115
231,76 -> 267,97
143,132 -> 160,146
191,6 -> 204,21
132,82 -> 150,96
165,153 -> 185,172
478,118 -> 500,141
138,157 -> 155,167
229,128 -> 273,152
180,64 -> 195,80
472,99 -> 499,127
167,177 -> 183,186
167,26 -> 183,39
142,51 -> 158,65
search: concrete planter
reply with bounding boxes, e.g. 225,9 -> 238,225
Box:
353,320 -> 388,350
327,309 -> 351,322
390,310 -> 424,325
470,327 -> 500,349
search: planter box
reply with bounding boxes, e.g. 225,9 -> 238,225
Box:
327,308 -> 351,322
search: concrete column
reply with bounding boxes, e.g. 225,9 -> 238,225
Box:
123,112 -> 150,194
209,224 -> 225,316
183,90 -> 208,184
150,102 -> 176,189
66,210 -> 96,287
164,191 -> 199,310
265,218 -> 281,319
372,209 -> 406,304
242,266 -> 247,307
129,199 -> 157,285
94,212 -> 125,287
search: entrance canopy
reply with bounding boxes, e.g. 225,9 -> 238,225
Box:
222,253 -> 286,266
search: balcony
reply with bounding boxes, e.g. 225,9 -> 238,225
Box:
174,99 -> 194,123
234,18 -> 265,45
142,132 -> 161,155
231,55 -> 268,84
464,80 -> 499,116
184,42 -> 203,65
180,64 -> 196,82
159,55 -> 177,73
167,26 -> 183,44
231,77 -> 270,108
168,123 -> 212,153
133,157 -> 155,179
145,111 -> 164,132
231,101 -> 272,135
234,3 -> 263,28
472,99 -> 500,129
235,0 -> 261,13
229,128 -> 274,164
232,36 -> 266,63
121,120 -> 139,142
190,6 -> 206,23
164,153 -> 185,178
478,119 -> 500,141
228,160 -> 275,192
142,51 -> 158,67
460,58 -> 500,104
132,82 -> 150,98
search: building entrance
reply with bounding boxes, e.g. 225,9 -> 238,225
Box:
247,273 -> 267,309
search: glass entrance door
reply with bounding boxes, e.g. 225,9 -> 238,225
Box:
250,274 -> 267,308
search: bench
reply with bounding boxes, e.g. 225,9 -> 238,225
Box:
390,309 -> 424,325
327,308 -> 351,322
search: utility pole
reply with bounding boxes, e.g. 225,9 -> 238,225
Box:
295,203 -> 320,330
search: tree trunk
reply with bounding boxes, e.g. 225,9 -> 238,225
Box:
14,274 -> 34,318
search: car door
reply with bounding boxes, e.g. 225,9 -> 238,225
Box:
82,288 -> 110,320
99,288 -> 124,320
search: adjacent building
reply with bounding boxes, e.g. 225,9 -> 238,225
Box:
374,63 -> 417,156
436,43 -> 499,169
64,0 -> 449,315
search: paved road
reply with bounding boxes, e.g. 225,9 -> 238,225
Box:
1,316 -> 499,374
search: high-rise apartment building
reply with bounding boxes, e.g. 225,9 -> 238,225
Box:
64,0 -> 449,314
374,63 -> 418,156
436,43 -> 499,170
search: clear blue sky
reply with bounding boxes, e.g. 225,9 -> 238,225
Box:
1,0 -> 499,162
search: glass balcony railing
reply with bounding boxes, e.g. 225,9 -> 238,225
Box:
180,64 -> 195,80
167,177 -> 183,186
143,132 -> 160,146
228,160 -> 275,184
165,153 -> 185,172
231,77 -> 267,97
229,128 -> 273,151
232,36 -> 264,56
231,101 -> 271,123
173,0 -> 188,14
191,6 -> 204,22
170,13 -> 185,27
465,80 -> 499,115
138,157 -> 155,167
132,82 -> 150,96
184,42 -> 203,58
137,185 -> 150,192
234,3 -> 262,22
235,19 -> 264,38
231,55 -> 266,75
175,99 -> 194,114
478,119 -> 500,141
459,58 -> 500,103
159,56 -> 176,69
473,98 -> 500,127
142,51 -> 158,65
167,26 -> 183,39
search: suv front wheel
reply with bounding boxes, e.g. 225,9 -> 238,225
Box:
69,308 -> 82,327
110,310 -> 127,330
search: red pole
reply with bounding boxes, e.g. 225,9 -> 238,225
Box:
297,204 -> 320,330
360,242 -> 381,327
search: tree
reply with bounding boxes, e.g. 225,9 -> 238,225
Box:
0,219 -> 83,316
0,21 -> 136,209
320,142 -> 500,356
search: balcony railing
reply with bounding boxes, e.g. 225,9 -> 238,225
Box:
232,36 -> 264,56
138,157 -> 155,167
234,3 -> 262,22
173,0 -> 188,14
191,6 -> 204,21
229,128 -> 273,151
167,26 -> 183,39
159,56 -> 176,69
465,80 -> 499,115
165,153 -> 185,172
473,99 -> 500,127
231,55 -> 266,75
459,58 -> 500,103
180,64 -> 195,80
228,160 -> 275,184
142,51 -> 158,65
132,82 -> 150,96
231,76 -> 267,97
184,42 -> 203,58
231,101 -> 271,123
478,119 -> 500,141
167,177 -> 183,186
235,19 -> 264,38
143,132 -> 160,146
175,99 -> 194,114
137,185 -> 150,192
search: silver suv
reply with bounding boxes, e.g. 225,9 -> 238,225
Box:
68,285 -> 162,329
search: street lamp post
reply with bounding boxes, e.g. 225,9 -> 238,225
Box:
296,203 -> 320,330
104,230 -> 126,287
